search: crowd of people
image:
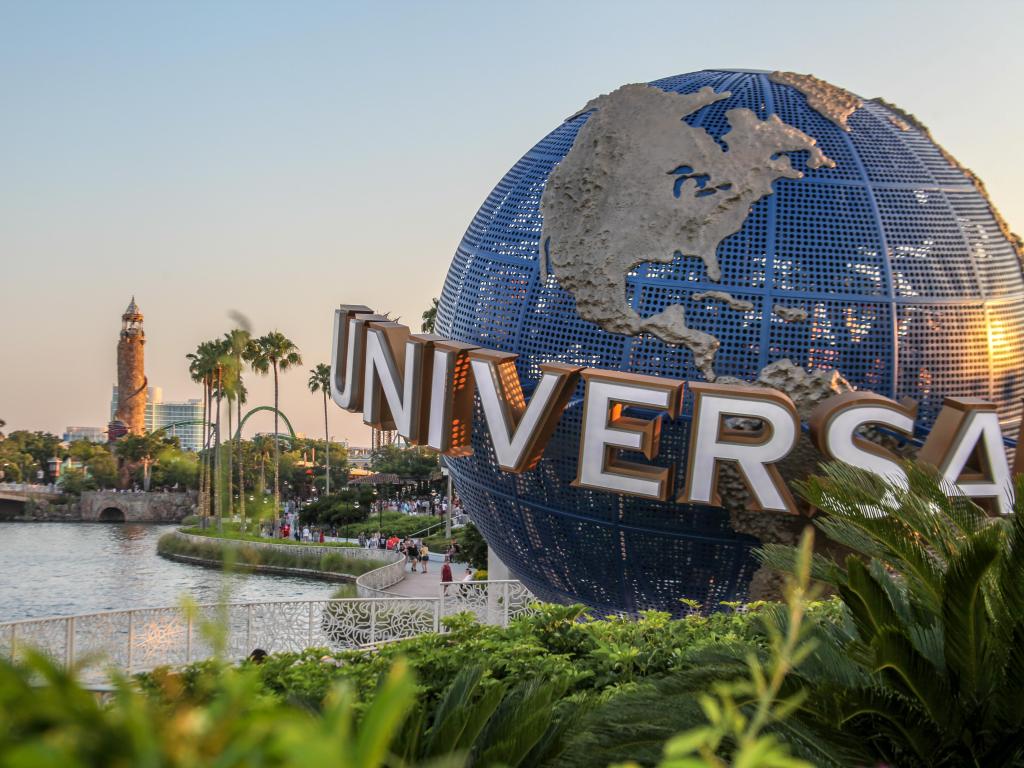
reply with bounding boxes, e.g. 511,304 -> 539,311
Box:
259,515 -> 471,580
258,503 -> 476,590
356,531 -> 463,575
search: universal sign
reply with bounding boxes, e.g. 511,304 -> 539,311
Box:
331,305 -> 1021,516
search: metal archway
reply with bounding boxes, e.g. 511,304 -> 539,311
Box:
234,406 -> 297,443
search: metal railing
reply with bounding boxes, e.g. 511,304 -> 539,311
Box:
406,513 -> 469,540
0,482 -> 61,495
355,553 -> 408,596
0,581 -> 536,683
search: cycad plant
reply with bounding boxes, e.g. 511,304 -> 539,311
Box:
760,461 -> 1024,768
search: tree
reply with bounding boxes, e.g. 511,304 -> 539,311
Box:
308,363 -> 333,495
68,439 -> 101,463
421,297 -> 439,333
151,447 -> 199,489
224,328 -> 252,528
248,332 -> 302,513
58,467 -> 95,496
251,434 -> 275,497
114,432 -> 168,491
3,431 -> 64,482
187,341 -> 221,520
86,451 -> 118,489
371,445 -> 439,479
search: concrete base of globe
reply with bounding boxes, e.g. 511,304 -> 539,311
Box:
487,547 -> 512,580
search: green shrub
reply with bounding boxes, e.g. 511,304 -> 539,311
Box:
157,533 -> 376,577
181,524 -> 358,547
0,650 -> 416,767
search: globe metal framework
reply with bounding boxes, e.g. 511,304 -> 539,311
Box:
435,69 -> 1024,615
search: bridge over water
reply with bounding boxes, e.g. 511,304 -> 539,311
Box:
0,485 -> 193,523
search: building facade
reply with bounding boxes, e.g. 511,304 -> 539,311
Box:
110,386 -> 204,452
63,426 -> 107,444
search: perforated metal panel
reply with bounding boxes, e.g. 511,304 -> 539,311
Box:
436,70 -> 1024,615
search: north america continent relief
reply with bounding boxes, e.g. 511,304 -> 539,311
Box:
539,84 -> 833,379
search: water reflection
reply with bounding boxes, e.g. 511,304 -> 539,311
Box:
0,523 -> 336,621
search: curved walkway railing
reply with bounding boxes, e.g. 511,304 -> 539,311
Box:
355,555 -> 408,596
0,581 -> 535,683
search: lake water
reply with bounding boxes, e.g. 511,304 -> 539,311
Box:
0,523 -> 339,621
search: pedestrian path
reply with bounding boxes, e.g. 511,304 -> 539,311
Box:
324,536 -> 470,599
383,559 -> 470,597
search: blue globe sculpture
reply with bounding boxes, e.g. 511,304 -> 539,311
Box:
435,69 -> 1024,615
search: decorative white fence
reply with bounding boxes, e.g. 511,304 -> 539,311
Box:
355,555 -> 408,596
0,581 -> 536,684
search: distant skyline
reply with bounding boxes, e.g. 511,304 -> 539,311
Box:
2,0 -> 1023,445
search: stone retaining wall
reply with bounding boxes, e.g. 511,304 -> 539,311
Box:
159,550 -> 358,582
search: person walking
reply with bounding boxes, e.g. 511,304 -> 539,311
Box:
419,542 -> 430,574
441,557 -> 453,594
406,539 -> 417,572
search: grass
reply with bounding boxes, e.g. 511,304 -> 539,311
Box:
335,510 -> 445,539
158,533 -> 380,577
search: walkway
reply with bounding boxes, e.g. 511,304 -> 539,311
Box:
324,536 -> 469,598
383,559 -> 470,598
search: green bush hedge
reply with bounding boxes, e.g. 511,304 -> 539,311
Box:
181,524 -> 359,547
157,533 -> 377,576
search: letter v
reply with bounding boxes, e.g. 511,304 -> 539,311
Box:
468,350 -> 581,473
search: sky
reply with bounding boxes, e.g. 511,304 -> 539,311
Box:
2,0 -> 1023,446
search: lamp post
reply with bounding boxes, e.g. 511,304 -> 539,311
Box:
442,461 -> 453,539
373,487 -> 380,530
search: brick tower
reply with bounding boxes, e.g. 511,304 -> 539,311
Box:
116,297 -> 147,435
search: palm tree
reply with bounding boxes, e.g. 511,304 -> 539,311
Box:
223,328 -> 251,527
186,340 -> 221,523
308,363 -> 332,496
248,332 -> 301,513
209,339 -> 230,529
421,297 -> 439,333
252,434 -> 274,497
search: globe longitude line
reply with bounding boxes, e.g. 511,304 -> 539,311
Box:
833,99 -> 900,401
759,72 -> 778,375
